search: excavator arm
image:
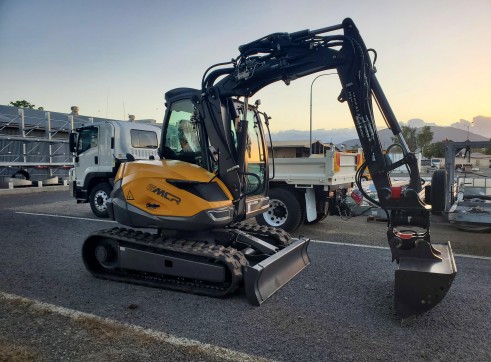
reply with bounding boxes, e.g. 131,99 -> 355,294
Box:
196,18 -> 456,319
205,19 -> 417,204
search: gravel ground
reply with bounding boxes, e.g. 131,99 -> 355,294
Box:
0,190 -> 490,361
0,292 -> 265,362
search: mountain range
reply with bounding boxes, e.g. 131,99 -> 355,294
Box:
271,126 -> 490,149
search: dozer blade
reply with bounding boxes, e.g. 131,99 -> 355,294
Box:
244,237 -> 310,306
394,242 -> 457,320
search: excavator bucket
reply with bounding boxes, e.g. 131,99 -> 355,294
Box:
394,241 -> 457,320
244,237 -> 310,306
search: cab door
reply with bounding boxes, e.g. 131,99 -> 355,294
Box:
74,126 -> 100,189
234,104 -> 270,218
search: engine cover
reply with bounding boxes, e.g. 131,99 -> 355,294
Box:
108,160 -> 235,230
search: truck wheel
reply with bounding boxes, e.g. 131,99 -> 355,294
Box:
89,183 -> 112,218
430,169 -> 447,214
256,188 -> 303,233
12,170 -> 30,180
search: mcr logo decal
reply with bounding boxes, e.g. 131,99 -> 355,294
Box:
147,184 -> 181,205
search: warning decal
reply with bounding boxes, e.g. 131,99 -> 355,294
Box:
126,191 -> 134,200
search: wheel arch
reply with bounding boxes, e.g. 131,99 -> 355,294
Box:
84,172 -> 114,194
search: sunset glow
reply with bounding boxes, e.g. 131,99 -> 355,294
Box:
0,0 -> 489,132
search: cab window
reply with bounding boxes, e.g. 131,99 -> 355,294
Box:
130,130 -> 158,148
77,127 -> 98,154
164,100 -> 201,154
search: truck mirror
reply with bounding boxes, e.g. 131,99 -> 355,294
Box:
69,133 -> 77,153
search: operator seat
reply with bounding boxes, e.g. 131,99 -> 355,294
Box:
178,119 -> 200,153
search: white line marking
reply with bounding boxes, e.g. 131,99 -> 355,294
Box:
312,239 -> 388,250
14,212 -> 491,261
306,239 -> 491,261
0,291 -> 267,362
452,253 -> 491,260
15,211 -> 116,223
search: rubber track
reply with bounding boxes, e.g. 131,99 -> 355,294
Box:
83,227 -> 248,298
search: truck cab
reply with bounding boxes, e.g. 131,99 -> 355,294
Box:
430,158 -> 442,170
69,121 -> 161,217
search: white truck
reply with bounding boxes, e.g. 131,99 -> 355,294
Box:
255,150 -> 358,232
68,121 -> 161,217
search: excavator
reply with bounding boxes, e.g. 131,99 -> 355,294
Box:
82,18 -> 457,319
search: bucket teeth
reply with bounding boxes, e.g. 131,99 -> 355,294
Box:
394,242 -> 457,320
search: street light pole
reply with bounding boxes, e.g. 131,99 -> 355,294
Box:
309,73 -> 334,156
466,120 -> 474,140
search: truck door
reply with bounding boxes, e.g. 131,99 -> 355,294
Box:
74,126 -> 100,189
97,123 -> 113,171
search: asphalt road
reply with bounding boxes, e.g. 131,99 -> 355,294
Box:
0,191 -> 490,361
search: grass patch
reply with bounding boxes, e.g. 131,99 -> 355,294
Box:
0,340 -> 38,362
73,314 -> 127,340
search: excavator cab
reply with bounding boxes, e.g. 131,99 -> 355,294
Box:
159,88 -> 271,221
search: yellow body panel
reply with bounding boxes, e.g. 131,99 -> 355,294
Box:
116,160 -> 233,217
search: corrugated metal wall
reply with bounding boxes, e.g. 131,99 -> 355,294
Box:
0,105 -> 118,181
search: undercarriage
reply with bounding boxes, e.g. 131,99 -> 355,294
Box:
82,223 -> 310,305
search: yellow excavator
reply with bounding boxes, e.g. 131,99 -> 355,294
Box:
81,18 -> 456,319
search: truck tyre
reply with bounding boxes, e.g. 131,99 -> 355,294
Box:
89,183 -> 112,218
430,169 -> 446,214
256,188 -> 303,233
12,170 -> 30,180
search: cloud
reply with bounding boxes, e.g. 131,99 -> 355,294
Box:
450,119 -> 472,130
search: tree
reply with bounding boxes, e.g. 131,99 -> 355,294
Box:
417,126 -> 434,157
484,139 -> 491,155
391,125 -> 434,155
9,100 -> 44,110
391,125 -> 418,152
425,141 -> 447,158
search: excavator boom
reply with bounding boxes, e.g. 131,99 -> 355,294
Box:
196,18 -> 456,319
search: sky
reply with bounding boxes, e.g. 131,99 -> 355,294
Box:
0,0 -> 490,133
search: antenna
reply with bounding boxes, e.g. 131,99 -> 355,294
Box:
106,87 -> 110,120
